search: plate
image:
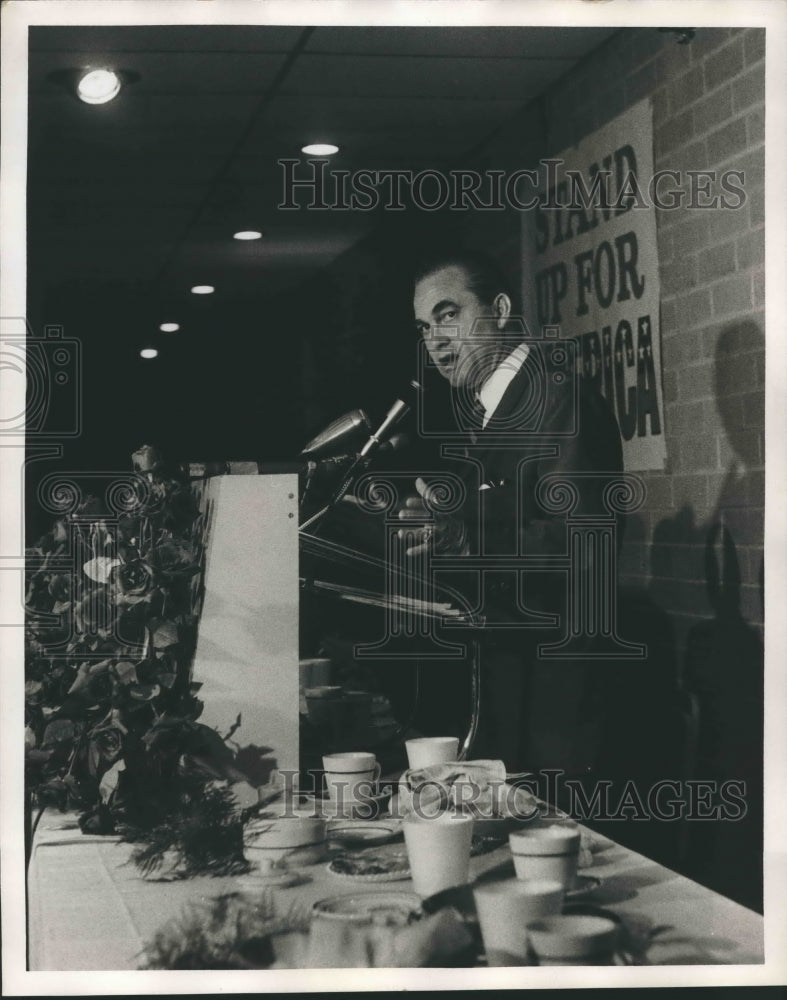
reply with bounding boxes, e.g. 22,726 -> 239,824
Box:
313,891 -> 422,925
565,874 -> 602,899
328,851 -> 411,882
239,869 -> 310,888
295,791 -> 391,820
328,820 -> 402,847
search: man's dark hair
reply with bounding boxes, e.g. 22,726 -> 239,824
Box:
412,248 -> 515,310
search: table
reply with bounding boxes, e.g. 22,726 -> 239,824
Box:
27,807 -> 763,970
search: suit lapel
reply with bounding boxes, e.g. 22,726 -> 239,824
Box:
480,343 -> 542,434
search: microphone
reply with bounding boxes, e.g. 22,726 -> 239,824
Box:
300,409 -> 371,458
299,382 -> 420,530
358,380 -> 421,459
317,435 -> 408,466
300,433 -> 409,493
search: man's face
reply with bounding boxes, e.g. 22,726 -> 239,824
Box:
413,264 -> 504,392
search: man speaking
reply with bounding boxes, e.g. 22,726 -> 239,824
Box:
399,249 -> 624,774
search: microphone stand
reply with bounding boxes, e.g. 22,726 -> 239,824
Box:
298,459 -> 364,531
298,398 -> 410,532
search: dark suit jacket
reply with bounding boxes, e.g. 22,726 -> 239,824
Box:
452,341 -> 622,624
443,341 -> 624,771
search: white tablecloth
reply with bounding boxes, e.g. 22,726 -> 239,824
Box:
27,808 -> 763,970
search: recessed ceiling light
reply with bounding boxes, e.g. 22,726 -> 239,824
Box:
233,230 -> 262,241
159,322 -> 180,333
77,69 -> 121,105
140,348 -> 158,360
301,143 -> 339,156
190,285 -> 215,295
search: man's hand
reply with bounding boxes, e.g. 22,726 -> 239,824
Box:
397,477 -> 467,557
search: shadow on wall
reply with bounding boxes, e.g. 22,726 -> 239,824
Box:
679,320 -> 764,912
647,320 -> 764,911
592,321 -> 764,912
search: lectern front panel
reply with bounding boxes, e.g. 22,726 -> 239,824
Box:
192,475 -> 299,782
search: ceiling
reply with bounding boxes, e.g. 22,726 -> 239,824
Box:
27,24 -> 619,311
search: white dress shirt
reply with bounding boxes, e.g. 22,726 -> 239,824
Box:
474,342 -> 530,492
478,342 -> 531,427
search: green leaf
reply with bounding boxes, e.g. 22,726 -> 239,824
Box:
152,620 -> 179,649
113,660 -> 138,685
67,659 -> 112,696
129,683 -> 161,701
99,760 -> 125,803
87,739 -> 102,777
83,556 -> 120,584
42,719 -> 76,746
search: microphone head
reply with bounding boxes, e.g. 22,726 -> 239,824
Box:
300,409 -> 371,458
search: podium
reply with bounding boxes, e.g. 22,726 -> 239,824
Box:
188,468 -> 482,784
191,473 -> 299,777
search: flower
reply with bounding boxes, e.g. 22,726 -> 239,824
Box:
149,538 -> 198,579
83,556 -> 120,585
132,444 -> 162,473
113,559 -> 155,604
92,723 -> 124,764
24,442 -> 271,874
116,514 -> 143,544
47,573 -> 72,603
160,483 -> 199,534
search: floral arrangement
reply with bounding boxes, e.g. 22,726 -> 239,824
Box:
25,445 -> 276,874
139,889 -> 310,969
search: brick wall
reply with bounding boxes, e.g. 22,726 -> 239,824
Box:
291,26 -> 765,906
297,26 -> 765,666
465,27 -> 765,907
473,26 -> 765,660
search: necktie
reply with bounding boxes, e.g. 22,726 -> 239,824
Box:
467,395 -> 485,443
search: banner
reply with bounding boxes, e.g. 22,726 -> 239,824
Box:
530,99 -> 666,470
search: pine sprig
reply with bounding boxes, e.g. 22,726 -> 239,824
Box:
138,889 -> 311,969
121,782 -> 250,879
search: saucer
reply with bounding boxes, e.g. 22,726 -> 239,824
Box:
296,791 -> 391,820
328,819 -> 402,847
313,891 -> 422,924
565,874 -> 602,900
328,850 -> 411,882
241,868 -> 310,888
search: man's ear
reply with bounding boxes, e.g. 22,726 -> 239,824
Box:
493,292 -> 512,328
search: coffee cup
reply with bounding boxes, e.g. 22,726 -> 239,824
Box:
305,686 -> 342,726
405,736 -> 460,769
509,825 -> 581,891
402,811 -> 474,899
526,914 -> 620,965
299,658 -> 333,690
307,909 -> 375,968
473,879 -> 564,966
245,817 -> 328,871
322,752 -> 381,805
